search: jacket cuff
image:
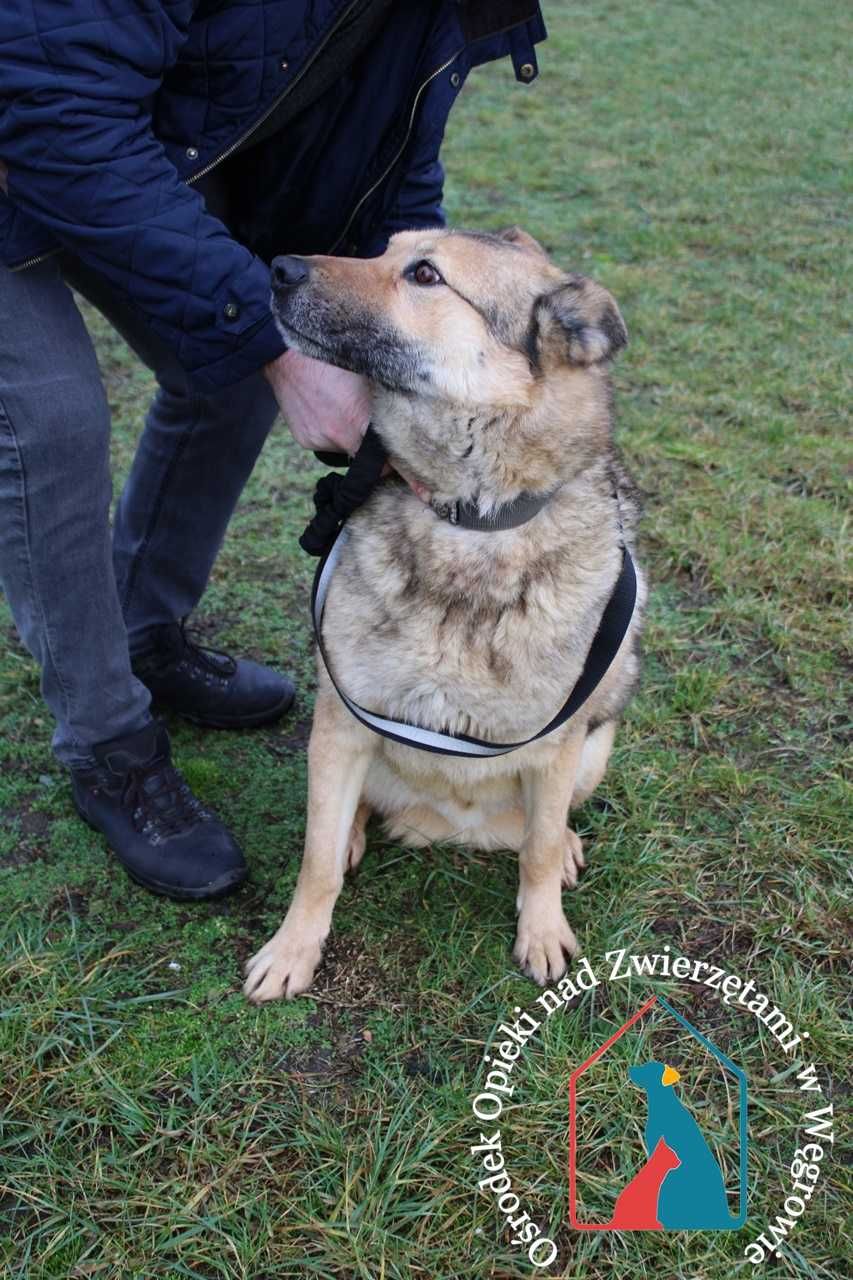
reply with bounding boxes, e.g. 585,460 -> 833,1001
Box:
189,312 -> 287,393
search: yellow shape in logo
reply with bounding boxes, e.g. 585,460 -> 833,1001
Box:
662,1064 -> 681,1086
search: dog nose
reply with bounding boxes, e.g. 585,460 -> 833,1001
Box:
271,255 -> 310,290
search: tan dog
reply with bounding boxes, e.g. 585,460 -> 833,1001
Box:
244,227 -> 646,1002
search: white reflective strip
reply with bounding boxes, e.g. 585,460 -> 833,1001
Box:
314,528 -> 509,755
339,694 -> 508,755
315,525 -> 349,613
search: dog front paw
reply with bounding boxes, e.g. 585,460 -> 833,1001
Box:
243,924 -> 323,1003
513,905 -> 578,985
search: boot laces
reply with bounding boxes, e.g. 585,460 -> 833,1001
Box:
176,618 -> 237,683
121,756 -> 210,843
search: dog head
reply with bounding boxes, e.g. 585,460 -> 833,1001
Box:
629,1061 -> 681,1092
270,228 -> 627,497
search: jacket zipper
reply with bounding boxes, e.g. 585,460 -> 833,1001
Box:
327,47 -> 462,254
187,0 -> 364,186
9,246 -> 61,273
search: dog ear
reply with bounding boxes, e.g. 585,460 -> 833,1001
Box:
497,225 -> 548,256
537,274 -> 627,366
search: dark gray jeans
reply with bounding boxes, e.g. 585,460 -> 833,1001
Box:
0,254 -> 279,768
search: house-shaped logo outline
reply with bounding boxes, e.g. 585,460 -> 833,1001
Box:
568,992 -> 748,1230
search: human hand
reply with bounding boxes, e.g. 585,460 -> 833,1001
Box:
264,348 -> 371,455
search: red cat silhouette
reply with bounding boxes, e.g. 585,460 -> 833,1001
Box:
606,1137 -> 681,1230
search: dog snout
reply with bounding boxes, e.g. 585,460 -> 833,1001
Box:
271,255 -> 311,291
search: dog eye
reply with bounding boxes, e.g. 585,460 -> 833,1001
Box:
407,260 -> 444,287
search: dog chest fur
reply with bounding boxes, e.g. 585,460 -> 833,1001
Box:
318,455 -> 645,806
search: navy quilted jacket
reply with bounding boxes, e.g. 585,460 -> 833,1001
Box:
0,1 -> 546,391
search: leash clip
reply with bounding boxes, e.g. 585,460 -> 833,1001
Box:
430,498 -> 459,525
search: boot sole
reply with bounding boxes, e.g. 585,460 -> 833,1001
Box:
74,802 -> 247,901
126,866 -> 246,901
163,687 -> 296,731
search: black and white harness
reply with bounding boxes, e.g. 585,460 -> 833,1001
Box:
301,428 -> 637,759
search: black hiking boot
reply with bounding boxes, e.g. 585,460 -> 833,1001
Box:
71,722 -> 247,899
131,619 -> 295,729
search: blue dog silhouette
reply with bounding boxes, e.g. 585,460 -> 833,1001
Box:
628,1060 -> 736,1229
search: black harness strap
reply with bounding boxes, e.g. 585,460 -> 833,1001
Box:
311,530 -> 636,757
302,429 -> 638,758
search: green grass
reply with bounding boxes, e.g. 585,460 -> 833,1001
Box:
1,2 -> 850,1276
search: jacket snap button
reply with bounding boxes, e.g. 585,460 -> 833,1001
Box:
519,63 -> 535,81
223,302 -> 240,320
185,145 -> 199,160
450,72 -> 461,88
280,60 -> 289,71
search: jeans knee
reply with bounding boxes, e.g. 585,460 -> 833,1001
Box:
1,374 -> 111,504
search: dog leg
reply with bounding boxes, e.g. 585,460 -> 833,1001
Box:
570,719 -> 616,809
560,825 -> 586,888
244,693 -> 375,1002
346,801 -> 372,872
514,730 -> 585,984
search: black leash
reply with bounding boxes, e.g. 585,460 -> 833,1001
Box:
301,429 -> 638,758
300,428 -> 388,556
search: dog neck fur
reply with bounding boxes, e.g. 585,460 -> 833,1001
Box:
371,364 -> 614,514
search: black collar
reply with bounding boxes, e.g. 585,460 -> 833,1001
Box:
302,429 -> 559,554
429,487 -> 559,531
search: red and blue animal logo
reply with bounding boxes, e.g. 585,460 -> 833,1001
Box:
569,995 -> 747,1231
